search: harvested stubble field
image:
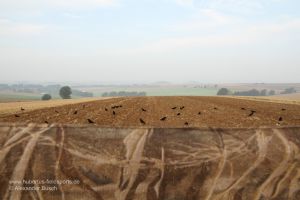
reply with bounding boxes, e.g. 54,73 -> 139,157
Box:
1,96 -> 300,128
0,97 -> 108,116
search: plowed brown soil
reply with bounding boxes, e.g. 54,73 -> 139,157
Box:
1,96 -> 300,128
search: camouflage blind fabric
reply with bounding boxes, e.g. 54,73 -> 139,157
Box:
0,123 -> 300,200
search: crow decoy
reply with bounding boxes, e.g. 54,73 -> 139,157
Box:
113,111 -> 116,115
160,117 -> 167,121
15,114 -> 20,117
180,106 -> 185,110
184,122 -> 189,125
177,113 -> 181,116
105,108 -> 108,111
141,108 -> 147,112
21,107 -> 25,111
281,108 -> 286,111
279,117 -> 283,121
55,110 -> 59,113
248,110 -> 256,117
87,119 -> 95,124
241,107 -> 246,110
198,112 -> 201,115
44,121 -> 49,124
140,118 -> 146,125
172,107 -> 177,110
73,110 -> 78,115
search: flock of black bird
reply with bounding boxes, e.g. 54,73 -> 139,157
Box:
86,104 -> 285,126
13,104 -> 286,126
83,104 -> 192,125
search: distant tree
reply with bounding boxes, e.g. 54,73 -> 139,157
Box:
119,91 -> 126,96
59,86 -> 72,99
233,89 -> 260,96
281,87 -> 297,94
138,92 -> 147,96
101,91 -> 147,97
260,89 -> 267,96
248,89 -> 260,96
110,91 -> 117,96
41,94 -> 52,100
217,88 -> 230,95
268,90 -> 276,96
102,92 -> 108,97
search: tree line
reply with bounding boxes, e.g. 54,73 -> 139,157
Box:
217,87 -> 297,96
102,91 -> 147,97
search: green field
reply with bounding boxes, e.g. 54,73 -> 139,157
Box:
0,92 -> 42,102
0,86 -> 218,102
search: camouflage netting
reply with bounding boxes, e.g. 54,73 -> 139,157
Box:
0,123 -> 300,200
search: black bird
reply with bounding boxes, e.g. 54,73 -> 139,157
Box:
248,110 -> 256,117
15,114 -> 20,117
241,107 -> 246,110
141,108 -> 147,112
160,116 -> 167,121
281,108 -> 286,111
87,119 -> 95,124
172,107 -> 177,110
184,122 -> 189,126
177,113 -> 181,116
55,110 -> 59,113
73,110 -> 78,115
198,112 -> 201,115
105,108 -> 108,111
180,106 -> 185,110
113,111 -> 116,115
44,121 -> 49,124
279,117 -> 283,121
21,107 -> 25,111
139,118 -> 146,125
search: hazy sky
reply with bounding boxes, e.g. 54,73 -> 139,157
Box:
0,0 -> 299,83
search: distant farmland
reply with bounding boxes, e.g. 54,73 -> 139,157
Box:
76,86 -> 218,96
0,92 -> 42,102
0,92 -> 91,102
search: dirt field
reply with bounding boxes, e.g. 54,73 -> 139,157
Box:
0,97 -> 109,116
1,124 -> 300,200
1,96 -> 300,128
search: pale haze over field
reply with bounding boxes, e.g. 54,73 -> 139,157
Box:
0,0 -> 299,83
